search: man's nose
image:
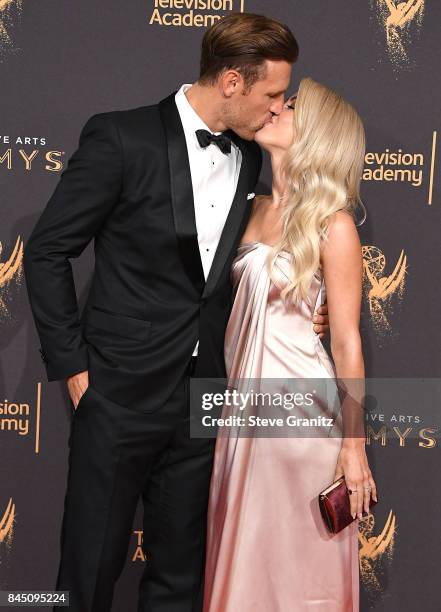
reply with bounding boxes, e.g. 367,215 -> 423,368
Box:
269,95 -> 285,115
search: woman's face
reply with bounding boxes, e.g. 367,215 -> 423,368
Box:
254,94 -> 297,151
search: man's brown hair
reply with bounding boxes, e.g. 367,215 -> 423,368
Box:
199,13 -> 299,89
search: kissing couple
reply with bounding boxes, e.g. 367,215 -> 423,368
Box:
24,12 -> 376,612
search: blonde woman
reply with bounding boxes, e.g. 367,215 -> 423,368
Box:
203,78 -> 377,611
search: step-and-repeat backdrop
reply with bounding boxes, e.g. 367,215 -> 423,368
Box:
1,1 -> 440,610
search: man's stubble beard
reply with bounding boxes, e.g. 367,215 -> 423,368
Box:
222,100 -> 263,141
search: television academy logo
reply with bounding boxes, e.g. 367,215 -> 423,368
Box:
371,0 -> 425,69
149,0 -> 245,27
362,132 -> 438,205
0,383 -> 42,453
362,245 -> 407,336
0,235 -> 23,322
359,510 -> 396,597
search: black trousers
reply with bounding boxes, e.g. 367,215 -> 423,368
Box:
55,357 -> 216,611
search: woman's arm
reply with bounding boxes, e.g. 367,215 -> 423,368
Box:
322,210 -> 364,379
321,210 -> 378,519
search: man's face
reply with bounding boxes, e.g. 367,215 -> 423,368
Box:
223,60 -> 292,140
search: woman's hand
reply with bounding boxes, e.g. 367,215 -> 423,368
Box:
313,303 -> 329,339
333,442 -> 378,519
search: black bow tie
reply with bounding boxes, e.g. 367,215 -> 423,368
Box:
195,129 -> 232,155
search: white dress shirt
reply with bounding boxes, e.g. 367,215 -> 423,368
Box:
175,83 -> 242,357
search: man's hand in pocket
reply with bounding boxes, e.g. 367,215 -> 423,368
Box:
67,370 -> 89,410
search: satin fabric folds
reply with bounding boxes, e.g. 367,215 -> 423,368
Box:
203,242 -> 359,612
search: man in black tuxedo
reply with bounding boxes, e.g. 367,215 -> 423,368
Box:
24,13 -> 328,612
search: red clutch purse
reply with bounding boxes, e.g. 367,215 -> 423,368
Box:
318,475 -> 378,534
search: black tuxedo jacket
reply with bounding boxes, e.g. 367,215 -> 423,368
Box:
24,92 -> 262,412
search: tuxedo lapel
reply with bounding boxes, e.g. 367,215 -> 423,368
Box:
158,93 -> 205,295
201,133 -> 252,300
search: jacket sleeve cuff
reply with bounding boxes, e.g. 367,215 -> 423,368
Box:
41,346 -> 89,382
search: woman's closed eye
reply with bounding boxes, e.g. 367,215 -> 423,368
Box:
284,94 -> 298,111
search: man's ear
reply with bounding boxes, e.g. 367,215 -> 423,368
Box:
220,69 -> 244,98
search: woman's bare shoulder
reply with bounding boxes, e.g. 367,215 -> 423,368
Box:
327,209 -> 358,239
322,209 -> 361,263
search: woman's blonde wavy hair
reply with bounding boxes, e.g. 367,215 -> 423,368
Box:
269,77 -> 366,304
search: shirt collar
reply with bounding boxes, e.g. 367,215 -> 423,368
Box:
176,83 -> 233,148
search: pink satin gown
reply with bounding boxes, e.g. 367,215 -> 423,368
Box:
203,242 -> 359,612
